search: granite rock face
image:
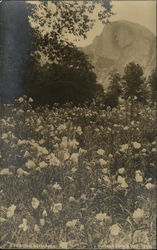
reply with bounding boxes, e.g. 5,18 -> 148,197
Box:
83,20 -> 156,88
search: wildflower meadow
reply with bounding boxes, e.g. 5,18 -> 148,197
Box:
0,96 -> 156,249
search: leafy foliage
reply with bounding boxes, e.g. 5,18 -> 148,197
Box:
28,0 -> 113,63
104,72 -> 122,108
148,67 -> 157,103
24,47 -> 104,105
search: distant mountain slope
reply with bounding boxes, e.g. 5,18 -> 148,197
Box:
82,20 -> 156,88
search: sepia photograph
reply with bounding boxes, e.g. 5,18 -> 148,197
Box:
0,0 -> 156,249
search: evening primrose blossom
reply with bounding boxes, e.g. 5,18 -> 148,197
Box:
110,224 -> 121,236
120,144 -> 129,152
68,139 -> 79,149
0,168 -> 12,176
97,149 -> 105,156
118,168 -> 125,175
17,168 -> 29,177
18,97 -> 24,103
117,176 -> 128,188
135,170 -> 143,183
39,161 -> 48,169
70,153 -> 79,164
25,160 -> 36,169
99,159 -> 108,166
145,182 -> 155,190
133,142 -> 141,149
31,197 -> 40,209
52,182 -> 62,191
42,209 -> 47,217
1,133 -> 8,140
7,204 -> 16,218
76,126 -> 83,135
34,224 -> 40,232
52,203 -> 62,214
18,219 -> 29,232
133,208 -> 144,222
24,151 -> 30,158
66,219 -> 78,228
96,212 -> 108,221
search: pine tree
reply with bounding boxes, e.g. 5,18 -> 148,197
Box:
122,62 -> 146,103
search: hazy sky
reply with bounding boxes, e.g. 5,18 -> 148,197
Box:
76,0 -> 156,47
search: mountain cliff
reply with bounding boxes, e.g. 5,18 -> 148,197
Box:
82,20 -> 156,88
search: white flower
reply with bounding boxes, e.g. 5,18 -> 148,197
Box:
7,205 -> 16,218
18,97 -> 24,103
69,196 -> 75,203
68,139 -> 79,149
1,133 -> 8,140
110,224 -> 120,236
102,168 -> 108,174
80,224 -> 85,231
121,181 -> 128,188
0,218 -> 6,223
70,153 -> 79,164
96,212 -> 107,221
18,219 -> 29,231
49,153 -> 60,166
39,161 -> 48,169
141,148 -> 147,153
120,144 -> 129,152
103,175 -> 111,185
37,118 -> 41,125
135,171 -> 143,183
133,142 -> 141,149
58,124 -> 67,132
152,148 -> 156,153
40,218 -> 45,226
17,168 -> 29,177
17,139 -> 27,146
133,208 -> 144,222
71,167 -> 77,173
52,183 -> 62,191
66,219 -> 78,228
76,126 -> 83,135
52,203 -> 62,214
97,149 -> 105,156
25,160 -> 36,169
63,151 -> 70,161
95,128 -> 100,132
31,197 -> 40,209
39,139 -> 45,145
118,168 -> 125,175
28,97 -> 33,103
145,183 -> 155,190
79,148 -> 87,155
117,176 -> 125,184
123,126 -> 129,131
42,209 -> 47,217
34,224 -> 40,232
59,241 -> 68,249
117,175 -> 128,188
99,159 -> 108,167
24,151 -> 30,158
0,168 -> 12,176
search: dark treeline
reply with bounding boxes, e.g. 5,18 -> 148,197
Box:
0,1 -> 156,107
